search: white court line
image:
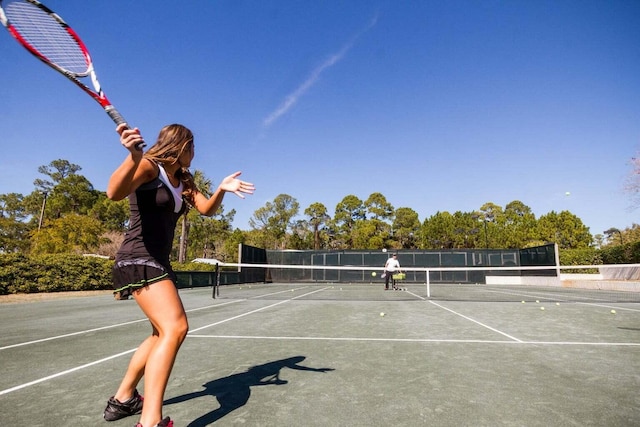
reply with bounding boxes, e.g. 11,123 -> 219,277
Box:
0,289 -> 326,396
0,318 -> 148,351
577,302 -> 640,312
0,299 -> 243,351
189,287 -> 329,333
404,290 -> 426,300
429,300 -> 524,342
187,334 -> 640,347
0,349 -> 137,396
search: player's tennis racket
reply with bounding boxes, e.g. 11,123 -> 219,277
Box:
0,0 -> 144,148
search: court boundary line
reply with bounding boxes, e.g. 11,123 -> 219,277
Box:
0,288 -> 328,396
429,300 -> 524,342
186,334 -> 640,346
0,300 -> 243,351
0,349 -> 137,396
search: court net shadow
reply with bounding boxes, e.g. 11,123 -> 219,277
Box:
164,355 -> 334,426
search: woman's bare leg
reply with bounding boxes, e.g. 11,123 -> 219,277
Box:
131,280 -> 188,427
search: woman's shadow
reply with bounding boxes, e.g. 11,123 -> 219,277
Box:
164,355 -> 334,426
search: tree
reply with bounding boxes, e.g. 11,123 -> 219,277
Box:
249,194 -> 299,249
537,211 -> 592,249
333,195 -> 365,249
420,211 -> 456,249
184,207 -> 236,261
0,193 -> 30,253
31,213 -> 105,254
365,192 -> 393,221
351,220 -> 381,249
32,173 -> 99,220
604,227 -> 624,246
89,195 -> 129,232
393,207 -> 420,249
501,200 -> 537,248
33,159 -> 82,194
304,202 -> 330,250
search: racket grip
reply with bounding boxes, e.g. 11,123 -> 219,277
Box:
105,105 -> 127,126
105,106 -> 146,150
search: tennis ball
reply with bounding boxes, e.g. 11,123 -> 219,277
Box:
521,301 -> 525,304
611,309 -> 616,314
380,312 -> 385,317
536,300 -> 540,304
565,191 -> 571,196
540,307 -> 545,311
556,302 -> 560,306
372,272 -> 377,277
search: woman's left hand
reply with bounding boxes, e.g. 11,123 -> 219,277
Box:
220,171 -> 255,198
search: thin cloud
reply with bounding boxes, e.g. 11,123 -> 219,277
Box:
263,14 -> 379,128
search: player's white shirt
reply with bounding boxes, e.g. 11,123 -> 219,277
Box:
384,258 -> 400,272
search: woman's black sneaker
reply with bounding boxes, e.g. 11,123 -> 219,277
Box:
103,389 -> 144,421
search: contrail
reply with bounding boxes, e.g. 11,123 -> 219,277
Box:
263,14 -> 379,128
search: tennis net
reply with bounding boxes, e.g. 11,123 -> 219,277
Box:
209,263 -> 640,303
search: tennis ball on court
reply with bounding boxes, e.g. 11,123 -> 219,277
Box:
536,300 -> 540,304
380,312 -> 385,317
540,307 -> 545,311
521,301 -> 525,304
565,191 -> 571,196
372,272 -> 377,277
611,309 -> 616,314
556,302 -> 560,306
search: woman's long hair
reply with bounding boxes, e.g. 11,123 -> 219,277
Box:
144,124 -> 196,201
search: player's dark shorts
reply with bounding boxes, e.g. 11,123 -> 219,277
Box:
112,259 -> 176,300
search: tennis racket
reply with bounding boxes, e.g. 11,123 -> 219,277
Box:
0,0 -> 144,148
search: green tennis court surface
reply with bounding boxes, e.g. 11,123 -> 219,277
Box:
1,286 -> 639,426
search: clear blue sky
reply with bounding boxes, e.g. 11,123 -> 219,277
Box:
1,0 -> 639,238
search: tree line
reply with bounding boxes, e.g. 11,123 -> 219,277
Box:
1,159 -> 637,264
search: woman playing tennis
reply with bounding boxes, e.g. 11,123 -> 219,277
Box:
103,123 -> 255,427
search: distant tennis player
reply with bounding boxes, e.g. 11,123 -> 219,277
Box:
103,124 -> 254,427
383,253 -> 401,290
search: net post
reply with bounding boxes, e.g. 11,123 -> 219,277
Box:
554,243 -> 561,278
212,262 -> 220,299
426,268 -> 431,298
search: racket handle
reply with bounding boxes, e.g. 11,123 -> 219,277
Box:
105,105 -> 127,126
105,106 -> 146,150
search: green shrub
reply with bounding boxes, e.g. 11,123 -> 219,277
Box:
0,254 -> 113,294
559,248 -> 602,266
599,241 -> 640,264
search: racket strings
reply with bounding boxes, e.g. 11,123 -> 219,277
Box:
6,1 -> 89,75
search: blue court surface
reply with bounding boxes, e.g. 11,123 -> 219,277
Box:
1,284 -> 639,426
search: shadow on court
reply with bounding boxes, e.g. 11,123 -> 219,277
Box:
164,356 -> 334,426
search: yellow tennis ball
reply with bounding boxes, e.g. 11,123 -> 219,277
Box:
611,309 -> 616,314
521,301 -> 525,304
380,312 -> 385,317
540,307 -> 545,311
372,272 -> 377,277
